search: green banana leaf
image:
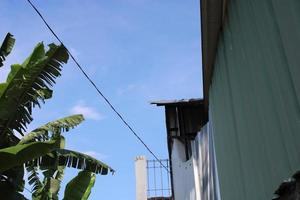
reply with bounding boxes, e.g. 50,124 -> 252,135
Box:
0,33 -> 15,67
0,139 -> 61,172
0,42 -> 69,137
0,165 -> 26,200
38,149 -> 114,175
63,171 -> 96,200
20,114 -> 84,144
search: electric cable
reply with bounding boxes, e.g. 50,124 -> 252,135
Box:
26,0 -> 170,173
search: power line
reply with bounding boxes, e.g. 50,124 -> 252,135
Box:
26,0 -> 170,173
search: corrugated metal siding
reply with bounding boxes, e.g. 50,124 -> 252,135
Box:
209,0 -> 300,199
192,123 -> 220,200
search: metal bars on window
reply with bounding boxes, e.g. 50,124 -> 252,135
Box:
146,159 -> 173,199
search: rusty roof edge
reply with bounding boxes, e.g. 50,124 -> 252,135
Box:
150,98 -> 204,106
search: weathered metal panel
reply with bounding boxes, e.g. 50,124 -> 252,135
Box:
192,123 -> 221,200
170,123 -> 221,200
209,0 -> 300,199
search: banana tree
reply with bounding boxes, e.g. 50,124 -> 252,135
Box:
0,137 -> 62,200
0,33 -> 114,199
21,115 -> 113,200
0,33 -> 68,147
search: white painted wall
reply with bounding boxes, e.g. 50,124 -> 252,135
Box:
135,156 -> 148,200
171,139 -> 199,200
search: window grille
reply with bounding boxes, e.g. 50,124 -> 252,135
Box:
147,159 -> 173,200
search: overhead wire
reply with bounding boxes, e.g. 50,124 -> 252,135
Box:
26,0 -> 170,173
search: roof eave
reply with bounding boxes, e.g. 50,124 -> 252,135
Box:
151,98 -> 204,107
200,0 -> 228,111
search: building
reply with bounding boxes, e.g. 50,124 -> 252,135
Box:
152,99 -> 219,200
202,0 -> 300,199
153,0 -> 300,199
135,156 -> 173,200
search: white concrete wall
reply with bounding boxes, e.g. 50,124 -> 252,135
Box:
135,156 -> 148,200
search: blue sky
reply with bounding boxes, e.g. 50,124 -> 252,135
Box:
0,0 -> 202,199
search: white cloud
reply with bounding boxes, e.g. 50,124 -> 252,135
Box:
83,151 -> 108,160
117,84 -> 138,96
70,104 -> 104,120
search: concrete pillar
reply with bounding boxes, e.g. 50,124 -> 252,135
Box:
135,155 -> 148,200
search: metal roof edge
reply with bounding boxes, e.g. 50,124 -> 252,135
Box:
151,98 -> 204,106
200,0 -> 228,110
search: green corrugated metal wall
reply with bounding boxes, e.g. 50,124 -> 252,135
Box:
209,0 -> 300,199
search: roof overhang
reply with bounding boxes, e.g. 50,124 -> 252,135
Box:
151,98 -> 208,133
151,98 -> 203,107
201,0 -> 228,110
